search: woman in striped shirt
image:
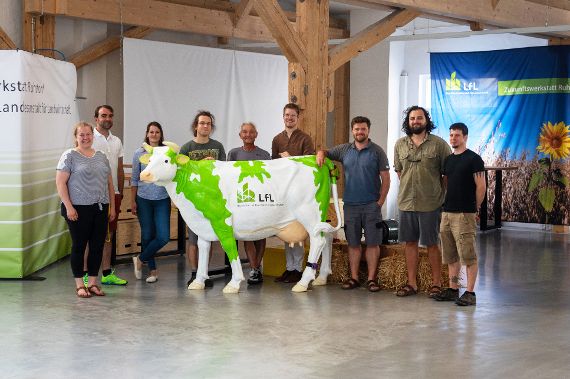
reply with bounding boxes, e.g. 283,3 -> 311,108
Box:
56,122 -> 115,298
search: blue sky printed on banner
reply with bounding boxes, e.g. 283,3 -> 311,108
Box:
430,46 -> 570,161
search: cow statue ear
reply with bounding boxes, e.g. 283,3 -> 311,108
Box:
139,154 -> 151,165
142,143 -> 153,153
163,141 -> 180,153
176,155 -> 189,165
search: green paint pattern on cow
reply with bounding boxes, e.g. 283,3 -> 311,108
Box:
290,156 -> 333,222
172,159 -> 238,262
233,161 -> 271,183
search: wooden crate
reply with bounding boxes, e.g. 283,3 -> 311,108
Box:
116,206 -> 179,255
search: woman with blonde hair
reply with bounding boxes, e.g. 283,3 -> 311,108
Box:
56,122 -> 115,298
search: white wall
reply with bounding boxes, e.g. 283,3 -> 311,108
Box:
349,10 -> 392,151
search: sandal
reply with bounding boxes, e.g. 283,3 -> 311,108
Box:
76,286 -> 91,298
396,284 -> 417,297
87,284 -> 106,297
366,280 -> 381,293
341,278 -> 360,290
428,285 -> 442,298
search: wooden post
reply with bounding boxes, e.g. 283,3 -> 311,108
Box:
295,0 -> 330,150
23,7 -> 55,58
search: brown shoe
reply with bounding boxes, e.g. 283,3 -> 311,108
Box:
284,269 -> 302,283
274,270 -> 291,282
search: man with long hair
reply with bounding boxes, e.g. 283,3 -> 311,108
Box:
394,106 -> 451,298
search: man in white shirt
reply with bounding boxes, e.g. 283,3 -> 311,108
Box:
86,105 -> 127,285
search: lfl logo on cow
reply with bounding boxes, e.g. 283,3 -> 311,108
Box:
446,71 -> 479,91
237,183 -> 275,204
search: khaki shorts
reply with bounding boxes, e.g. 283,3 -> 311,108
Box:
440,212 -> 477,266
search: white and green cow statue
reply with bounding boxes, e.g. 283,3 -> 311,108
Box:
139,142 -> 341,293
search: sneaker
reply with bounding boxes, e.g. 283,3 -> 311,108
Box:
455,291 -> 476,306
132,256 -> 142,280
433,288 -> 459,302
82,273 -> 88,287
274,270 -> 291,283
146,275 -> 158,283
247,269 -> 263,285
284,269 -> 302,283
101,270 -> 128,285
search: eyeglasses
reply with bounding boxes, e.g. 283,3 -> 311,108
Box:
198,122 -> 212,126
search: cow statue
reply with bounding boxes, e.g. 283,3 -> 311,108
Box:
139,142 -> 341,293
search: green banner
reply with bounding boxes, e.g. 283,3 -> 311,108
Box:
498,78 -> 570,96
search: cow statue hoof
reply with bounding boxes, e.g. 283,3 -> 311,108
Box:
188,280 -> 205,290
291,283 -> 308,293
222,283 -> 240,294
312,275 -> 328,286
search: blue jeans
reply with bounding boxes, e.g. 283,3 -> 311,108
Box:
136,196 -> 171,270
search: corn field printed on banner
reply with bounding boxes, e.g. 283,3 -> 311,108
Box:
431,46 -> 570,225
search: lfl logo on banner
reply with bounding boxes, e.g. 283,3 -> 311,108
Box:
445,71 -> 479,91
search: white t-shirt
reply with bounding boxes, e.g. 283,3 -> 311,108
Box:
93,128 -> 124,194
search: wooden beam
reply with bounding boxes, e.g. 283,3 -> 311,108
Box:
469,21 -> 484,31
253,0 -> 307,68
329,9 -> 419,73
526,0 -> 570,12
22,11 -> 55,57
295,0 -> 330,151
233,0 -> 254,29
24,0 -> 347,42
549,37 -> 570,44
0,25 -> 17,49
334,0 -> 570,31
156,0 -> 348,29
68,26 -> 152,69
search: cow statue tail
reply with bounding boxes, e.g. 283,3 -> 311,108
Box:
312,166 -> 342,235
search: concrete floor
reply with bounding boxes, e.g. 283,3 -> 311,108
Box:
1,227 -> 569,379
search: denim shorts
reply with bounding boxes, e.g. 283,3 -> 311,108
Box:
398,209 -> 441,246
343,202 -> 383,247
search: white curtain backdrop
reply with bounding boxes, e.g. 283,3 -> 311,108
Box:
123,38 -> 288,162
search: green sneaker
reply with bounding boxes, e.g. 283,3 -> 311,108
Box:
82,273 -> 88,287
101,270 -> 128,285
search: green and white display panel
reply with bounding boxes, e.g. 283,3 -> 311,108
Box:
0,50 -> 78,278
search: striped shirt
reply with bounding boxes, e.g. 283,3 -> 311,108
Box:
56,149 -> 111,205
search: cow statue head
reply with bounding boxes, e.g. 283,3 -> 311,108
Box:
139,141 -> 189,185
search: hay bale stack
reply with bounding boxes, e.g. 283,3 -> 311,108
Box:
328,242 -> 449,293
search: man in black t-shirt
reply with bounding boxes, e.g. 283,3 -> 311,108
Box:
433,123 -> 486,306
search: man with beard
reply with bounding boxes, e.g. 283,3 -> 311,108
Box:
316,116 -> 390,292
271,103 -> 315,284
394,106 -> 450,297
88,104 -> 127,285
433,123 -> 486,306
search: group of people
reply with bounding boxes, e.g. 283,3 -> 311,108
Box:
317,105 -> 485,306
56,102 -> 485,306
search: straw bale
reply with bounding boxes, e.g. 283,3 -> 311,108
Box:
328,242 -> 449,293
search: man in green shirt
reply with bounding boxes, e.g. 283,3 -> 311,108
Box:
394,106 -> 451,298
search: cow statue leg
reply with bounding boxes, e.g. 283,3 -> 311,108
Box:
222,258 -> 244,294
312,232 -> 333,286
188,237 -> 211,290
292,231 -> 327,293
